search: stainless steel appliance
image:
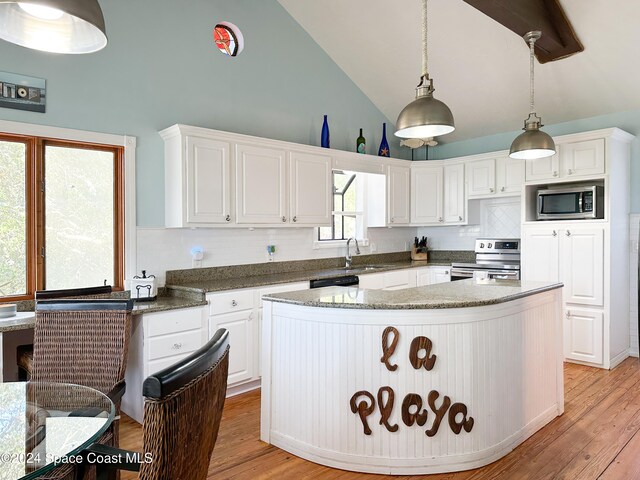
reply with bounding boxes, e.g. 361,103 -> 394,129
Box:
537,185 -> 604,220
310,275 -> 359,289
451,238 -> 521,281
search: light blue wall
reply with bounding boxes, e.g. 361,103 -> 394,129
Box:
0,0 -> 403,226
432,109 -> 640,211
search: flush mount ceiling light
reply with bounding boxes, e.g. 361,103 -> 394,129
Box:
509,31 -> 556,160
0,0 -> 107,54
395,0 -> 454,139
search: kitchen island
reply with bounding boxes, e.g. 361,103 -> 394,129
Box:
260,279 -> 564,475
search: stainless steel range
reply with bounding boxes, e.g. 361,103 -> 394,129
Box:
450,238 -> 521,281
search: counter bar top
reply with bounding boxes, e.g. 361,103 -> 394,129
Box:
262,279 -> 563,309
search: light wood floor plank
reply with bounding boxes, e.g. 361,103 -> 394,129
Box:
119,358 -> 640,480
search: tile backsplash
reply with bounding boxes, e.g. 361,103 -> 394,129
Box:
417,197 -> 522,250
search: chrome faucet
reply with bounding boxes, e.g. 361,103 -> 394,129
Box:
345,237 -> 360,268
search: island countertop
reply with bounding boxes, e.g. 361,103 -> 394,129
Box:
262,278 -> 563,309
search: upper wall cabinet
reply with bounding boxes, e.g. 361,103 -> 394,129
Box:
162,131 -> 233,227
387,165 -> 410,225
160,125 -> 333,228
466,155 -> 524,198
525,138 -> 605,183
411,162 -> 464,225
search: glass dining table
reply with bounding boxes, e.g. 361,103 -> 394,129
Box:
0,381 -> 115,480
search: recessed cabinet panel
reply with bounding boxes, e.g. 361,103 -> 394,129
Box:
289,151 -> 331,225
521,227 -> 561,283
562,227 -> 604,307
565,307 -> 603,364
466,159 -> 496,197
186,137 -> 231,224
210,310 -> 254,385
497,156 -> 525,195
562,139 -> 605,178
387,165 -> 411,225
525,153 -> 560,182
411,166 -> 443,224
443,163 -> 465,223
236,144 -> 287,224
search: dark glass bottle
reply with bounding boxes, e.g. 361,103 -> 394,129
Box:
356,128 -> 366,154
321,115 -> 330,148
378,122 -> 390,157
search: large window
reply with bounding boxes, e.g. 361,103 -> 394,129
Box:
0,134 -> 124,301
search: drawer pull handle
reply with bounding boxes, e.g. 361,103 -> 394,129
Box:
282,216 -> 287,222
171,343 -> 183,350
553,171 -> 558,177
568,169 -> 573,175
458,216 -> 462,221
225,214 -> 231,222
292,216 -> 297,222
490,188 -> 495,193
552,230 -> 557,237
231,300 -> 238,307
565,230 -> 571,237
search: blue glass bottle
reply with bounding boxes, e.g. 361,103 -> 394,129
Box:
321,115 -> 330,148
378,122 -> 390,157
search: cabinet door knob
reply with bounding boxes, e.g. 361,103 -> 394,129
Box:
566,310 -> 571,318
171,342 -> 183,350
438,217 -> 443,222
282,216 -> 287,222
231,300 -> 238,307
444,271 -> 449,275
390,218 -> 394,223
225,214 -> 231,222
458,216 -> 462,221
568,169 -> 573,175
292,216 -> 297,222
553,171 -> 558,177
500,187 -> 505,192
490,188 -> 495,193
552,230 -> 557,237
565,230 -> 571,237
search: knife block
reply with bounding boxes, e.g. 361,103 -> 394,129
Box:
411,246 -> 428,261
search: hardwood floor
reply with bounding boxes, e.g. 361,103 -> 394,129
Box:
119,358 -> 640,479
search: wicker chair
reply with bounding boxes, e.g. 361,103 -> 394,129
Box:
17,285 -> 113,380
87,329 -> 230,480
31,299 -> 133,480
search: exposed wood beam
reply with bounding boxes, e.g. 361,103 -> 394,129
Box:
462,0 -> 583,63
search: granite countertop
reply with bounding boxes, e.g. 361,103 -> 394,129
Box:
262,279 -> 563,310
166,252 -> 460,295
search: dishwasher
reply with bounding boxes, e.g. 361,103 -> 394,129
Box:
310,275 -> 359,289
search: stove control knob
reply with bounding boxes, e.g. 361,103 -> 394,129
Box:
479,243 -> 485,248
488,243 -> 493,248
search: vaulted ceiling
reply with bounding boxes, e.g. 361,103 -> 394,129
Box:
278,0 -> 640,144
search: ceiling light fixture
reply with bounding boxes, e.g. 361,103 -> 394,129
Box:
509,31 -> 556,160
395,0 -> 454,139
0,0 -> 107,54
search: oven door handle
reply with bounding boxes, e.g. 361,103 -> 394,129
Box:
487,270 -> 520,279
450,269 -> 475,278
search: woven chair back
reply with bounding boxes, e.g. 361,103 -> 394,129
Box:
139,330 -> 229,480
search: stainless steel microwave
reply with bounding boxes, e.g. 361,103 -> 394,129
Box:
537,185 -> 604,220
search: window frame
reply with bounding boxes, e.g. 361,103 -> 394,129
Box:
0,121 -> 136,302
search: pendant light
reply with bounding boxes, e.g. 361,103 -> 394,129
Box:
509,31 -> 555,160
395,0 -> 454,139
0,0 -> 107,54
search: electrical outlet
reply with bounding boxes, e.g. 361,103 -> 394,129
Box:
191,247 -> 204,268
266,245 -> 276,262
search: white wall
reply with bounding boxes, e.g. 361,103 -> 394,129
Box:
137,226 -> 417,286
417,197 -> 522,250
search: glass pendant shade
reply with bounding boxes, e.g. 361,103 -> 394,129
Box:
0,0 -> 107,54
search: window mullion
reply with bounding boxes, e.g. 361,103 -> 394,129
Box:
34,138 -> 45,291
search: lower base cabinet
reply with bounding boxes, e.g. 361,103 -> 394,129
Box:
415,266 -> 452,286
207,281 -> 309,396
122,306 -> 208,424
564,306 -> 604,365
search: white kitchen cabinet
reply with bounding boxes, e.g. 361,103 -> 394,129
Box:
525,138 -> 605,183
383,269 -> 416,290
521,226 -> 561,283
565,306 -> 604,365
236,143 -> 288,224
411,163 -> 464,225
430,266 -> 451,284
387,165 -> 411,225
561,227 -> 604,307
411,165 -> 442,224
443,163 -> 465,223
289,151 -> 332,226
122,306 -> 208,423
415,267 -> 431,286
211,309 -> 255,385
162,130 -> 233,227
466,158 -> 496,197
357,272 -> 385,290
467,155 -> 524,198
